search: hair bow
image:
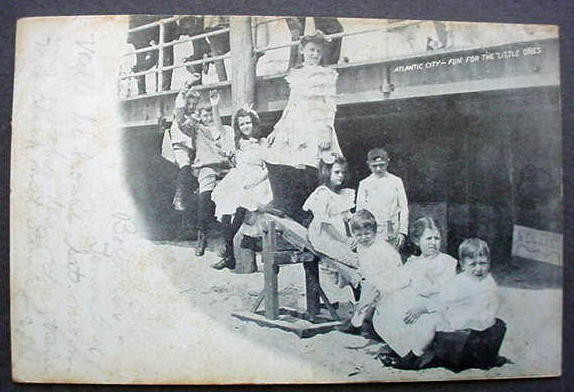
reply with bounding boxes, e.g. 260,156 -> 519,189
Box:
242,103 -> 260,121
320,152 -> 338,165
232,103 -> 260,128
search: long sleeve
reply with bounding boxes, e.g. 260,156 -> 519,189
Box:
397,178 -> 409,235
322,68 -> 338,117
359,239 -> 406,294
431,255 -> 458,288
427,275 -> 500,332
303,187 -> 330,223
472,290 -> 499,330
356,180 -> 367,211
173,108 -> 193,137
173,92 -> 195,137
221,125 -> 236,157
416,254 -> 458,297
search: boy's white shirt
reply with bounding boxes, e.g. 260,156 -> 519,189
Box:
356,172 -> 409,236
427,273 -> 499,332
193,124 -> 235,167
356,235 -> 404,307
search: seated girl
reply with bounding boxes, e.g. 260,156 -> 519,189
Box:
371,216 -> 457,364
211,107 -> 272,270
303,155 -> 361,287
376,238 -> 505,371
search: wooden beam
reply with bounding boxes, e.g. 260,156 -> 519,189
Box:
262,221 -> 279,319
232,309 -> 343,338
230,16 -> 256,111
304,260 -> 321,320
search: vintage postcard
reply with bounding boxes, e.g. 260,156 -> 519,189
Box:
11,15 -> 562,384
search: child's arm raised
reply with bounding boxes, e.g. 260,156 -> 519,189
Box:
317,125 -> 332,151
209,89 -> 223,131
174,89 -> 200,137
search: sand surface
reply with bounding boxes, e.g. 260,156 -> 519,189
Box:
150,235 -> 562,383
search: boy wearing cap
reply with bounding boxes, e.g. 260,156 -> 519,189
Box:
356,148 -> 409,248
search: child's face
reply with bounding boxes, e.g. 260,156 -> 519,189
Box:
417,228 -> 441,257
353,227 -> 377,248
461,255 -> 491,281
237,115 -> 254,137
369,160 -> 388,178
199,108 -> 213,125
330,162 -> 347,188
185,98 -> 196,113
301,42 -> 323,66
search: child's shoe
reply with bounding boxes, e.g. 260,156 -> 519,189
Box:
338,319 -> 362,335
195,231 -> 207,257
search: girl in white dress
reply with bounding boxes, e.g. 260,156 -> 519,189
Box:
211,107 -> 272,270
372,217 -> 457,361
303,154 -> 361,286
263,31 -> 344,225
381,238 -> 503,370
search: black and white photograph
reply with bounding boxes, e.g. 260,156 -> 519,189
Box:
10,13 -> 562,384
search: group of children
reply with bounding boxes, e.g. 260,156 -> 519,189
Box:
162,81 -> 270,270
344,212 -> 505,371
162,30 -> 506,372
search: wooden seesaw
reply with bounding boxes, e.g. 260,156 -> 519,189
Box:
232,213 -> 354,338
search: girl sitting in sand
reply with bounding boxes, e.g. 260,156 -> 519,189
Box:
374,235 -> 505,371
371,217 -> 457,362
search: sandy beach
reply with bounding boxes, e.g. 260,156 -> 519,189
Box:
149,233 -> 562,383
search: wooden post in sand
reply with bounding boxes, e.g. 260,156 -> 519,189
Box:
262,221 -> 279,319
233,226 -> 257,274
304,258 -> 321,320
229,16 -> 256,111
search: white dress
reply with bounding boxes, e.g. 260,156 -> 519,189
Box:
264,65 -> 343,169
211,138 -> 272,218
303,185 -> 356,263
372,252 -> 458,357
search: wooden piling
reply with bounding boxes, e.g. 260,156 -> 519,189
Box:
229,16 -> 256,110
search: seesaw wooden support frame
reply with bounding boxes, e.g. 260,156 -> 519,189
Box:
232,216 -> 344,338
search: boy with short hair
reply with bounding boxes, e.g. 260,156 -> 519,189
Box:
356,148 -> 408,248
339,209 -> 403,333
191,90 -> 235,256
165,80 -> 201,212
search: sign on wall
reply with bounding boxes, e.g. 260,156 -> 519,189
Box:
512,224 -> 563,265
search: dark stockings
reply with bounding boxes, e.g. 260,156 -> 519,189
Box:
220,207 -> 248,268
265,163 -> 318,226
